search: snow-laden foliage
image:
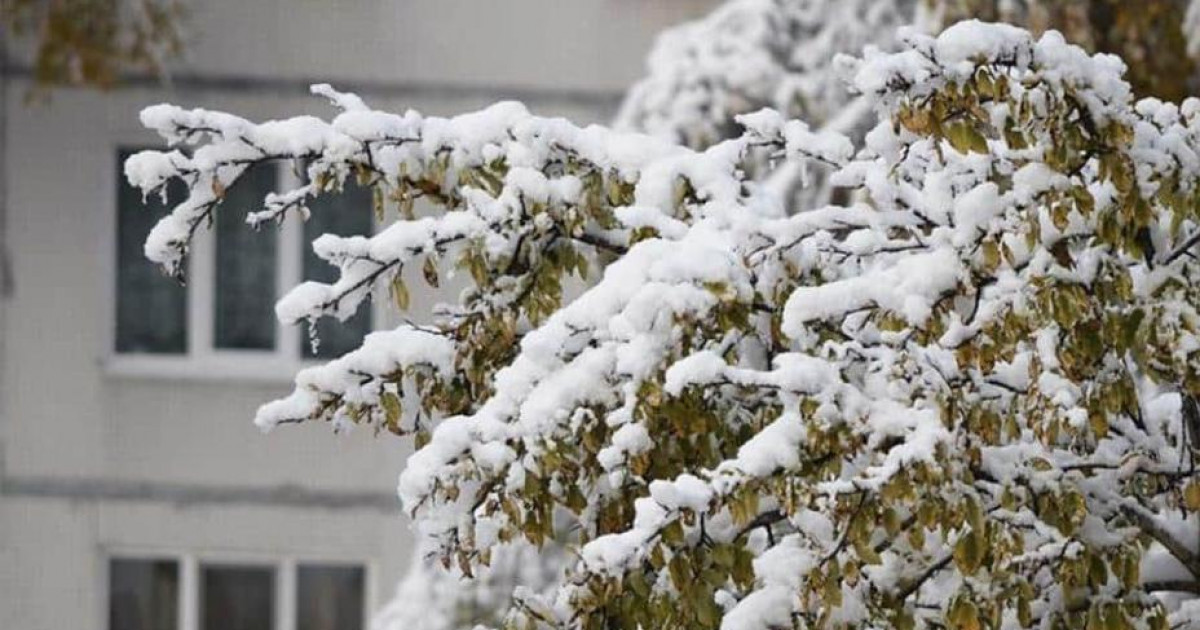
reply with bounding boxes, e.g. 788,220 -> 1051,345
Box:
3,0 -> 184,89
617,0 -> 1200,173
128,20 -> 1200,630
613,0 -> 922,149
613,0 -> 929,212
374,538 -> 565,630
940,0 -> 1200,104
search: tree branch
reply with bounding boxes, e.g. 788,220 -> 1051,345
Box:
1121,504 -> 1200,577
1160,229 -> 1200,266
1145,580 -> 1200,594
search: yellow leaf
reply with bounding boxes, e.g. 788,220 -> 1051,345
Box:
953,528 -> 985,574
982,240 -> 1000,271
1184,482 -> 1200,510
422,256 -> 440,288
391,275 -> 410,311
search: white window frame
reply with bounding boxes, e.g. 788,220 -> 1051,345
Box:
104,149 -> 379,383
102,547 -> 376,630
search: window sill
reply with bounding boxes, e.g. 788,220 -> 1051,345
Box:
102,354 -> 311,385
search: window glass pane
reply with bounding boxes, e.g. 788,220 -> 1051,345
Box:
201,565 -> 274,630
116,148 -> 187,354
109,558 -> 179,630
301,180 -> 373,359
215,163 -> 278,350
297,564 -> 365,630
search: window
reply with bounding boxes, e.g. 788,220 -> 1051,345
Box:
109,558 -> 179,630
108,556 -> 367,630
214,164 -> 279,351
201,565 -> 274,630
113,148 -> 374,371
116,149 -> 187,354
301,179 -> 374,359
297,564 -> 366,630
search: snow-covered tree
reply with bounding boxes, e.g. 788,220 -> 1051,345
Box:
617,0 -> 1200,170
373,537 -> 567,630
942,0 -> 1199,103
613,0 -> 923,149
614,0 -> 929,211
3,0 -> 183,89
127,19 -> 1200,630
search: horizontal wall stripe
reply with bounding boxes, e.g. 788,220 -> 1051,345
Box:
0,474 -> 400,512
2,63 -> 625,111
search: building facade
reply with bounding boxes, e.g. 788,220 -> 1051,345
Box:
0,1 -> 715,628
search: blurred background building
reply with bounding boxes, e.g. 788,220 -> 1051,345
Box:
0,2 -> 717,629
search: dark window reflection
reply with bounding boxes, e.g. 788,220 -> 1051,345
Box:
116,148 -> 187,354
109,558 -> 179,630
201,565 -> 274,630
297,564 -> 365,630
215,163 -> 278,350
301,179 -> 373,359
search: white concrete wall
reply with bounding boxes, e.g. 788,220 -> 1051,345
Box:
180,0 -> 711,92
0,75 -> 422,630
0,1 -> 719,628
